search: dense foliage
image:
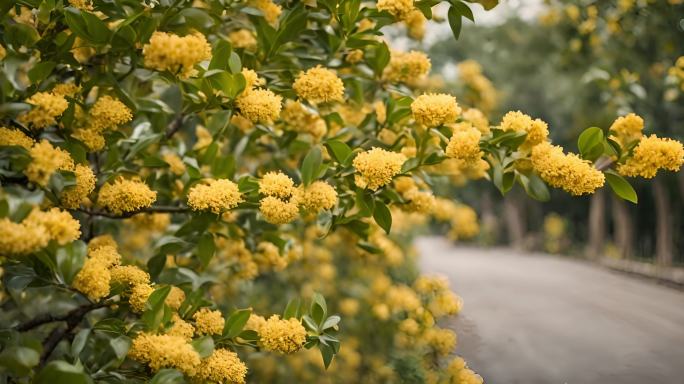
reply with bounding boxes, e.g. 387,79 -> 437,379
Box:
0,0 -> 682,383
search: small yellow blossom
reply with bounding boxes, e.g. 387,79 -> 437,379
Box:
259,172 -> 296,199
72,258 -> 111,301
618,135 -> 684,178
228,29 -> 257,51
61,164 -> 96,209
97,177 -> 157,215
89,96 -> 132,131
609,113 -> 644,147
259,196 -> 299,224
25,140 -> 74,186
187,179 -> 243,214
88,245 -> 121,268
405,9 -> 427,40
193,307 -> 225,335
19,92 -> 68,129
88,234 -> 117,252
280,100 -> 327,139
72,127 -> 105,152
500,111 -> 549,148
163,153 -> 186,175
384,50 -> 431,84
346,49 -> 364,64
446,125 -> 482,162
353,147 -> 406,190
293,66 -> 345,104
252,0 -> 282,25
166,286 -> 186,310
129,283 -> 154,313
23,208 -> 81,245
143,31 -> 212,78
128,333 -> 201,376
166,314 -> 195,341
195,348 -> 248,384
0,218 -> 50,255
110,265 -> 150,288
0,127 -> 34,149
258,315 -> 307,354
299,181 -> 338,213
377,0 -> 414,20
236,88 -> 282,123
531,142 -> 605,195
411,93 -> 461,127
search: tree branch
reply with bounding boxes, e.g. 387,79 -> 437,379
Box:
74,205 -> 190,219
164,114 -> 184,140
15,302 -> 108,332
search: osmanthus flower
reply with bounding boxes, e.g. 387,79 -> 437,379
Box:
235,88 -> 282,123
446,356 -> 484,384
253,241 -> 288,272
0,218 -> 50,255
0,126 -> 34,149
531,142 -> 605,196
18,91 -> 68,129
128,333 -> 201,376
413,275 -> 450,294
128,284 -> 186,313
142,31 -> 211,78
353,147 -> 406,190
259,172 -> 296,199
422,327 -> 457,356
0,44 -> 5,60
110,265 -> 150,288
411,93 -> 461,127
72,127 -> 105,152
228,29 -> 258,51
162,153 -> 186,176
252,0 -> 282,25
609,113 -> 644,147
258,315 -> 308,354
383,50 -> 431,84
402,189 -> 436,214
97,177 -> 157,215
298,181 -> 338,213
618,134 -> 684,178
187,179 -> 243,214
280,100 -> 327,140
194,348 -> 248,384
89,95 -> 133,131
72,257 -> 112,301
404,9 -> 427,40
376,0 -> 414,20
192,307 -> 225,336
448,204 -> 480,240
499,110 -> 549,148
293,66 -> 345,104
166,314 -> 195,341
24,140 -> 74,186
60,164 -> 96,209
461,108 -> 490,134
427,291 -> 463,317
446,124 -> 483,163
345,49 -> 364,64
259,196 -> 300,224
23,208 -> 81,245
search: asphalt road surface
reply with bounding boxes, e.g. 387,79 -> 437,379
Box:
417,236 -> 684,384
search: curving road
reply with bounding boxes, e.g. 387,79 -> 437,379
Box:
417,236 -> 684,384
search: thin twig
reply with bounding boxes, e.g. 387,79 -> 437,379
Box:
164,114 -> 184,140
74,205 -> 190,219
15,302 -> 107,332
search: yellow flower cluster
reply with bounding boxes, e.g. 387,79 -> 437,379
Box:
258,172 -> 300,224
163,153 -> 186,175
394,177 -> 435,214
25,140 -> 74,186
280,100 -> 327,140
110,265 -> 150,287
128,333 -> 201,376
500,110 -> 549,149
411,93 -> 461,127
18,92 -> 68,129
72,245 -> 122,301
129,284 -> 186,313
187,179 -> 243,214
236,88 -> 282,123
61,164 -> 96,209
0,44 -> 5,60
531,142 -> 605,195
353,147 -> 406,190
228,29 -> 257,51
293,66 -> 345,104
405,9 -> 427,40
167,314 -> 195,340
68,0 -> 93,10
377,0 -> 414,20
609,113 -> 643,147
0,127 -> 34,149
89,95 -> 133,131
195,349 -> 248,384
299,181 -> 338,213
97,177 -> 157,215
252,0 -> 282,25
193,307 -> 225,335
384,50 -> 431,84
462,108 -> 490,134
446,124 -> 482,162
618,135 -> 684,178
254,241 -> 288,272
143,31 -> 212,78
0,207 -> 80,256
258,315 -> 307,354
446,356 -> 484,384
668,56 -> 684,91
423,327 -> 457,356
346,49 -> 364,64
457,60 -> 498,113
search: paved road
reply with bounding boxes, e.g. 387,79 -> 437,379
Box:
417,237 -> 684,384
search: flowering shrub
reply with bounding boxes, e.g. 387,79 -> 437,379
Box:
0,0 -> 682,383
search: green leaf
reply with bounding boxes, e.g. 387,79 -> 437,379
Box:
324,140 -> 352,165
319,342 -> 335,369
228,52 -> 242,74
301,146 -> 323,186
518,173 -> 550,202
209,40 -> 232,71
373,201 -> 392,234
283,298 -> 301,319
321,315 -> 340,330
34,361 -> 92,384
109,336 -> 131,361
0,346 -> 40,377
191,336 -> 215,358
196,233 -> 215,268
28,61 -> 56,84
367,42 -> 390,76
142,286 -> 171,331
447,6 -> 463,40
70,329 -> 90,358
310,292 -> 327,326
605,170 -> 638,204
149,369 -> 185,384
577,127 -> 604,159
223,309 -> 252,338
452,1 -> 474,21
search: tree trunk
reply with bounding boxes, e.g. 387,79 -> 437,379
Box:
653,176 -> 673,266
503,192 -> 526,250
586,189 -> 606,259
611,196 -> 634,259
